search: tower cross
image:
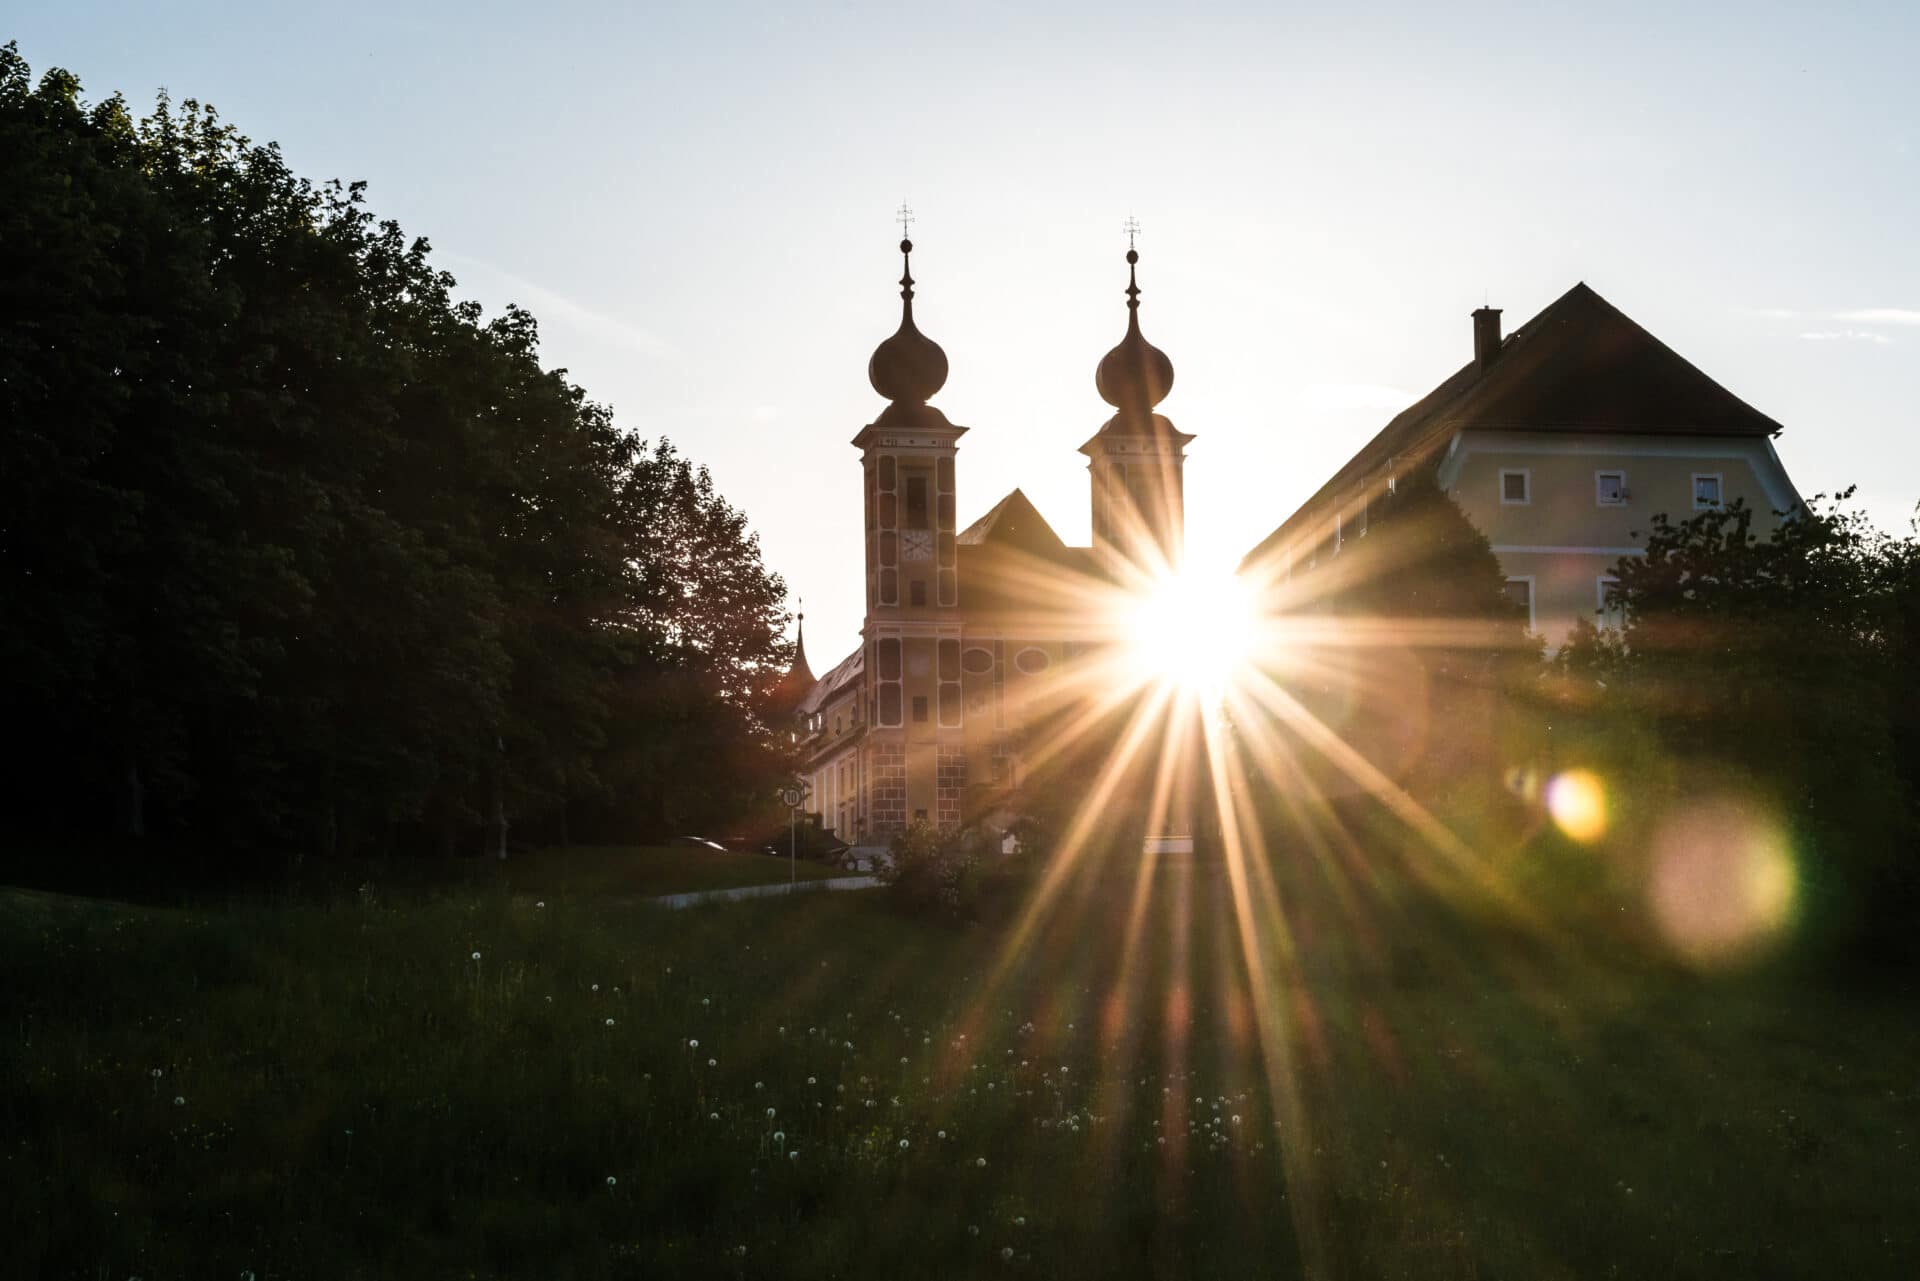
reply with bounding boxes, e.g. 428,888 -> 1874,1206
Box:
1123,214 -> 1141,250
896,202 -> 915,239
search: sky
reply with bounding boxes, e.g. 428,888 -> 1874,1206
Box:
15,1 -> 1919,665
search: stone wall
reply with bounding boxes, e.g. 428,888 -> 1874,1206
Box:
935,747 -> 967,830
869,738 -> 907,836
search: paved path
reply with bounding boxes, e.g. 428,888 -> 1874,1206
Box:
651,875 -> 879,909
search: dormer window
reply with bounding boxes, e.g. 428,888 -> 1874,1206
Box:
1500,470 -> 1530,505
1595,471 -> 1627,506
1693,473 -> 1723,509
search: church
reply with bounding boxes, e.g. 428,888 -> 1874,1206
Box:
774,233 -> 1197,853
777,233 -> 1810,853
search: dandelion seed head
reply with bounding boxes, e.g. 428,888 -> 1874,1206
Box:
606,1176 -> 617,1188
470,951 -> 481,961
605,1018 -> 615,1027
173,1096 -> 185,1106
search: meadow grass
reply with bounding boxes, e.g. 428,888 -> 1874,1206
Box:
2,844 -> 1916,1279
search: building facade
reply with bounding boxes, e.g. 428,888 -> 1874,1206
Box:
1243,283 -> 1804,645
784,239 -> 1193,850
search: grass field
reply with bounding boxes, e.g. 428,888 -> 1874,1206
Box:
3,843 -> 1916,1279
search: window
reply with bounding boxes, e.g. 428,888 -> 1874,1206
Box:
905,474 -> 929,530
1014,647 -> 1051,675
1500,470 -> 1530,505
909,580 -> 927,606
874,455 -> 898,605
937,639 -> 962,728
911,696 -> 929,723
1595,471 -> 1626,506
876,637 -> 902,726
961,647 -> 995,674
1597,576 -> 1624,630
1503,576 -> 1535,631
1693,473 -> 1723,509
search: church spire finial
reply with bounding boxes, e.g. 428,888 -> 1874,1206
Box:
1094,228 -> 1174,419
868,209 -> 948,405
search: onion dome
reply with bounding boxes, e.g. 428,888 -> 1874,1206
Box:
1094,248 -> 1175,422
867,238 -> 949,404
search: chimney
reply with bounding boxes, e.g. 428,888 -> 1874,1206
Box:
1472,306 -> 1503,370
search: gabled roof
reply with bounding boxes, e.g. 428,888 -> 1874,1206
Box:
959,488 -> 1070,555
956,489 -> 1105,613
796,645 -> 862,717
1245,282 -> 1786,564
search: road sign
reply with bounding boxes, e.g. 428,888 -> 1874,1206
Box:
782,787 -> 803,809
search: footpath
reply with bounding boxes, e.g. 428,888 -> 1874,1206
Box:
650,875 -> 879,909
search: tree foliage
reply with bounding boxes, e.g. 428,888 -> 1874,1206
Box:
0,45 -> 792,865
1553,493 -> 1920,955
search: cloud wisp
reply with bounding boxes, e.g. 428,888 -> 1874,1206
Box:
439,251 -> 680,361
1833,308 -> 1920,326
1799,329 -> 1894,345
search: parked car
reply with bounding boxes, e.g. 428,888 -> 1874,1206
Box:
669,836 -> 728,852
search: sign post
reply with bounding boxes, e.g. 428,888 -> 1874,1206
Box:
781,786 -> 804,886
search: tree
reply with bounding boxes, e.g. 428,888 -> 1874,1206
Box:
1553,493 -> 1919,957
0,44 -> 792,870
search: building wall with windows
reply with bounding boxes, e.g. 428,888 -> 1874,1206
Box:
783,240 -> 1190,849
1439,430 -> 1800,641
1243,283 -> 1806,649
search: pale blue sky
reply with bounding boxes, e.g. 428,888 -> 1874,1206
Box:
16,1 -> 1919,664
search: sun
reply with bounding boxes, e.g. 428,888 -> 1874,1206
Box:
1125,566 -> 1258,698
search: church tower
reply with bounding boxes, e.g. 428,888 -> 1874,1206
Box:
1081,243 -> 1193,576
852,232 -> 968,836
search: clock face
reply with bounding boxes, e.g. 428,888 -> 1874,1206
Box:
901,529 -> 934,561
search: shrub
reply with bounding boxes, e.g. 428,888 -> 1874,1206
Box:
878,821 -> 986,918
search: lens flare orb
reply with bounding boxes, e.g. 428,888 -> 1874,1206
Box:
1649,798 -> 1798,967
1544,769 -> 1608,843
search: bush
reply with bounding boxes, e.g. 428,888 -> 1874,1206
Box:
878,821 -> 987,918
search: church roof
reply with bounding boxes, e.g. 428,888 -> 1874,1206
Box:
1244,281 -> 1785,563
957,490 -> 1103,613
796,645 -> 863,717
959,488 -> 1070,554
768,618 -> 815,714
